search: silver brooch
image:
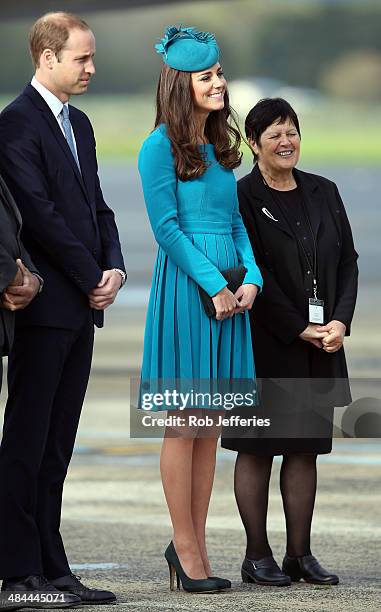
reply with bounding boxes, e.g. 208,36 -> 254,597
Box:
261,207 -> 279,222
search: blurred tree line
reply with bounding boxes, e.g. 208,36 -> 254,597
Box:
0,0 -> 380,102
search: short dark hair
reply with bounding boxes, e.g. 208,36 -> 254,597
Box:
244,98 -> 301,162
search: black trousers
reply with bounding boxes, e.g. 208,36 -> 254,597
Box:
0,316 -> 94,579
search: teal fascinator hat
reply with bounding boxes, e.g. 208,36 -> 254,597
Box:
155,25 -> 220,72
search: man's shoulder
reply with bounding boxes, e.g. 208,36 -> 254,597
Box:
0,91 -> 32,122
68,104 -> 93,127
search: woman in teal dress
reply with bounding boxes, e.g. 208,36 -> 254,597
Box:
138,26 -> 263,593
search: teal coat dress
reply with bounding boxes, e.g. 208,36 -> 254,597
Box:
138,125 -> 263,411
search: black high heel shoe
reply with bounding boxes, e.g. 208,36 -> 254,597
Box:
208,576 -> 231,589
164,542 -> 223,593
282,554 -> 339,585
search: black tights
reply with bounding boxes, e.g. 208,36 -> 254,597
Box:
234,452 -> 317,560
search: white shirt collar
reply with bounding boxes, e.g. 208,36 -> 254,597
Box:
31,76 -> 69,120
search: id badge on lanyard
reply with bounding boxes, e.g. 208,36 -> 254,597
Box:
309,280 -> 324,324
309,298 -> 324,324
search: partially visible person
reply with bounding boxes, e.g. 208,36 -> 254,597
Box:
222,98 -> 358,586
0,174 -> 41,392
0,12 -> 125,607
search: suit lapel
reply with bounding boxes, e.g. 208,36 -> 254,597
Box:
23,85 -> 90,203
248,164 -> 294,237
69,110 -> 93,203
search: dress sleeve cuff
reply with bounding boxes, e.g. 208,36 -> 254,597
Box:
243,269 -> 263,293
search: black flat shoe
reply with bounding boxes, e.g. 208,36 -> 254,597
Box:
241,556 -> 291,587
282,554 -> 339,585
208,577 -> 231,589
165,542 -> 224,593
50,573 -> 116,604
1,575 -> 81,608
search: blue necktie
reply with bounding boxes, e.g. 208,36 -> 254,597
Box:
61,105 -> 81,172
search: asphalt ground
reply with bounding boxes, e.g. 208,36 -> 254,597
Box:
58,441 -> 381,612
1,306 -> 380,612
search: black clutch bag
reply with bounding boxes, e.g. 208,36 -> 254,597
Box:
198,265 -> 248,318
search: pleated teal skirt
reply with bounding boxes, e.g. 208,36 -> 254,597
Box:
140,226 -> 256,411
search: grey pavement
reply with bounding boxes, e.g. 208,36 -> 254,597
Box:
59,442 -> 381,612
53,303 -> 381,612
0,302 -> 380,611
1,304 -> 380,612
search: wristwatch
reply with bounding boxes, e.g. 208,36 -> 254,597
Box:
113,268 -> 127,287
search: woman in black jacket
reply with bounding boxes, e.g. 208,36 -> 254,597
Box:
222,98 -> 358,587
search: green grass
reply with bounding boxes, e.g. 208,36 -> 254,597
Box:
1,94 -> 380,164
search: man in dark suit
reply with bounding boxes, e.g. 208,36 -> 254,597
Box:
0,12 -> 126,606
0,175 -> 41,391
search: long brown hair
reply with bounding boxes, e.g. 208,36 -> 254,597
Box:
155,65 -> 242,181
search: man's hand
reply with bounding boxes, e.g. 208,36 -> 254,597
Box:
88,269 -> 122,310
212,286 -> 239,321
316,320 -> 346,353
234,284 -> 259,314
299,323 -> 329,349
1,259 -> 40,311
9,266 -> 23,287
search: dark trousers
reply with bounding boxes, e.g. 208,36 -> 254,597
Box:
0,316 -> 94,579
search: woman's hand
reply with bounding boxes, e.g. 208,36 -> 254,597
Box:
234,284 -> 259,314
212,286 -> 239,320
299,323 -> 329,349
316,320 -> 346,353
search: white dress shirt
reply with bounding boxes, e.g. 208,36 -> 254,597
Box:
31,76 -> 79,158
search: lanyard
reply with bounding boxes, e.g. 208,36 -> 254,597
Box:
261,173 -> 319,299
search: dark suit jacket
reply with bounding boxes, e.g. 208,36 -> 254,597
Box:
0,84 -> 125,330
238,164 -> 358,400
0,174 -> 38,354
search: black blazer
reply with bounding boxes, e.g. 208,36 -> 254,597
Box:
0,84 -> 125,330
0,174 -> 38,354
238,164 -> 358,392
